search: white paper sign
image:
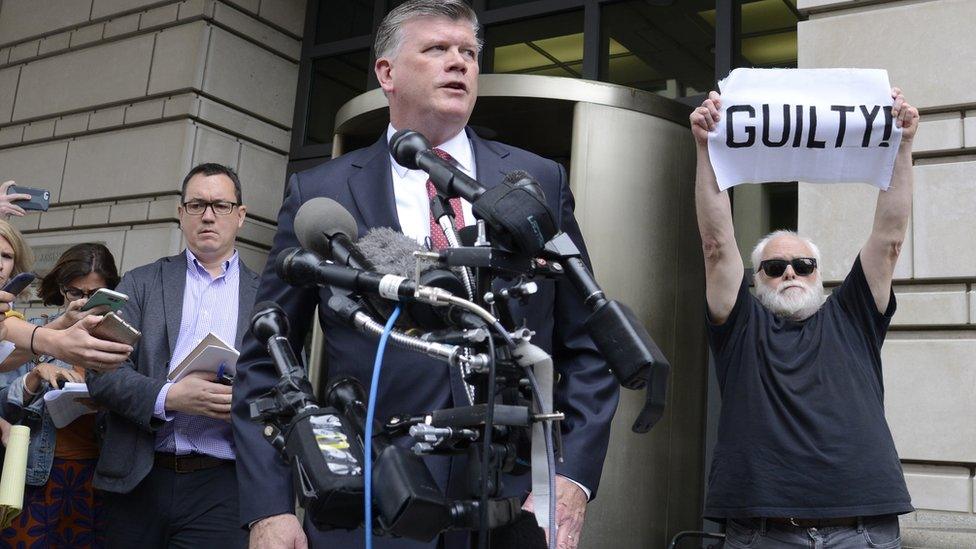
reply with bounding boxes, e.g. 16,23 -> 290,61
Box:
707,68 -> 902,191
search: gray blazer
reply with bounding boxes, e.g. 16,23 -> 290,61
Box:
87,252 -> 259,493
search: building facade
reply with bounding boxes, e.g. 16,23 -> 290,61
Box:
0,0 -> 302,313
797,0 -> 976,546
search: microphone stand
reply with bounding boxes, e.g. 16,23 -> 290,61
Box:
430,194 -> 476,301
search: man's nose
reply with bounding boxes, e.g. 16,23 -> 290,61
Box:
446,48 -> 467,71
782,264 -> 796,280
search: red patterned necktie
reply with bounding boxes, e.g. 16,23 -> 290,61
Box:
426,148 -> 465,251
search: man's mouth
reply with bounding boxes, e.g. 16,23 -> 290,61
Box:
440,81 -> 467,92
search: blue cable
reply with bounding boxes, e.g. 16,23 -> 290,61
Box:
364,305 -> 401,549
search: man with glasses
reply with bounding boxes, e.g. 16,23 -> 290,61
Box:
690,89 -> 919,548
88,163 -> 260,548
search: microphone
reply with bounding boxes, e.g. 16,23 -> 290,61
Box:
293,197 -> 399,320
542,233 -> 671,433
250,301 -> 305,380
357,227 -> 477,329
388,130 -> 558,256
502,170 -> 546,203
294,197 -> 371,270
389,130 -> 485,202
275,247 -> 454,307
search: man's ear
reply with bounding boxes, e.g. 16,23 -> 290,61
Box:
375,57 -> 394,94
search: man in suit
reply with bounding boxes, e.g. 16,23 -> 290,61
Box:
233,2 -> 619,548
88,163 -> 260,548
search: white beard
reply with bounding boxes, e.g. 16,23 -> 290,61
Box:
756,277 -> 825,321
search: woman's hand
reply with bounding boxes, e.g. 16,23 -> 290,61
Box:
46,298 -> 102,330
26,362 -> 84,393
0,181 -> 32,219
0,418 -> 11,447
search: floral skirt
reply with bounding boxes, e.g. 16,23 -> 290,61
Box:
0,457 -> 104,549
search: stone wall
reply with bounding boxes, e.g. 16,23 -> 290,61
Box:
0,0 -> 303,316
797,0 -> 976,546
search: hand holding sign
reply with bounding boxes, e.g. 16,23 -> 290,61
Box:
890,87 -> 919,144
691,91 -> 722,147
705,68 -> 911,191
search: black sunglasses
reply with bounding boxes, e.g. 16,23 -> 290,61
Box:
758,257 -> 818,278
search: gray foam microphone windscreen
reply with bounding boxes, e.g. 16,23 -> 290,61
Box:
294,197 -> 359,257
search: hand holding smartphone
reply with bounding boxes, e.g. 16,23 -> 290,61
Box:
0,180 -> 35,218
2,272 -> 36,296
4,184 -> 49,212
90,312 -> 141,345
79,288 -> 128,313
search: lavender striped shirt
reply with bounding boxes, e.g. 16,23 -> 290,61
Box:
152,249 -> 240,459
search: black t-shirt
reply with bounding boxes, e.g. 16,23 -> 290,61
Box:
704,256 -> 913,519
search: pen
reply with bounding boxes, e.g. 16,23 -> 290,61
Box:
216,361 -> 226,381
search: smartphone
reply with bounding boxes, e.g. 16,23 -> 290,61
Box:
6,185 -> 50,212
79,288 -> 128,313
91,312 -> 141,345
2,272 -> 36,296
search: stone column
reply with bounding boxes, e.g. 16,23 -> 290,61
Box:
798,0 -> 976,546
0,0 -> 303,316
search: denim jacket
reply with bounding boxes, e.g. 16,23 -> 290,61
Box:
0,315 -> 81,486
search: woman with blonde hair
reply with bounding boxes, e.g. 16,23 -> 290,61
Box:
0,218 -> 34,446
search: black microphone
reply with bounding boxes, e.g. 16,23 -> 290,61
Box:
250,301 -> 304,379
389,130 -> 485,202
389,131 -> 558,256
294,197 -> 371,270
502,169 -> 546,203
543,232 -> 671,434
275,247 -> 433,304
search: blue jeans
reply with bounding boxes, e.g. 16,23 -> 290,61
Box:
724,515 -> 901,548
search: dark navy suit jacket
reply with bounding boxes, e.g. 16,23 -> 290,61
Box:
232,129 -> 619,532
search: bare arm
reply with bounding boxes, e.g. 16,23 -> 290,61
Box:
0,314 -> 131,372
0,317 -> 38,371
860,88 -> 919,313
692,92 -> 744,323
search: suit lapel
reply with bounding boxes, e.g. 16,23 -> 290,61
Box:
236,263 -> 259,348
161,254 -> 187,357
344,130 -> 508,235
346,136 -> 401,235
468,128 -> 510,190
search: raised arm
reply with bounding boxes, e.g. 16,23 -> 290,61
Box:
860,88 -> 919,313
692,91 -> 744,324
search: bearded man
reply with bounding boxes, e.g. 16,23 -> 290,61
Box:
690,88 -> 919,549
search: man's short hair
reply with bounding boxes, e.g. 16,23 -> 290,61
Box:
181,163 -> 243,204
374,0 -> 481,60
750,229 -> 822,271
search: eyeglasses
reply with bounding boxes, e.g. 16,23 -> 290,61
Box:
62,286 -> 102,300
758,257 -> 818,278
182,200 -> 238,216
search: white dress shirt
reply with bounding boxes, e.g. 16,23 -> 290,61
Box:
387,124 -> 475,245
